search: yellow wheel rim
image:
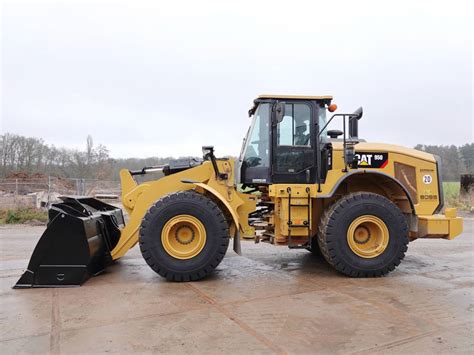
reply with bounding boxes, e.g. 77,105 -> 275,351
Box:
161,215 -> 206,259
347,215 -> 389,258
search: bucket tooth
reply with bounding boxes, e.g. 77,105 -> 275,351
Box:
14,197 -> 125,289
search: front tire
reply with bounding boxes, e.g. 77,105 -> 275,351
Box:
139,191 -> 229,281
318,192 -> 408,277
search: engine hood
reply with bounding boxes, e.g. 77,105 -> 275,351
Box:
332,142 -> 436,163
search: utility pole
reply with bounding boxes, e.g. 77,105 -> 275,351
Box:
47,176 -> 52,208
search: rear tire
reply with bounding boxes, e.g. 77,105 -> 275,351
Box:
318,192 -> 408,277
139,191 -> 229,281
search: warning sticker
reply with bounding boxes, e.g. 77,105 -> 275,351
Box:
355,152 -> 389,169
422,175 -> 432,184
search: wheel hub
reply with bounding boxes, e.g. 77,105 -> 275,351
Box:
161,215 -> 206,260
175,225 -> 195,245
354,225 -> 371,244
347,215 -> 389,258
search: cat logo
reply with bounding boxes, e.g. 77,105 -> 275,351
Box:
358,154 -> 373,166
355,152 -> 389,168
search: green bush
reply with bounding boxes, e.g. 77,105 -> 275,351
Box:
0,208 -> 48,224
444,182 -> 459,201
6,210 -> 21,223
443,182 -> 470,210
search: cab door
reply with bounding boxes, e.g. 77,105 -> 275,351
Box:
271,101 -> 317,184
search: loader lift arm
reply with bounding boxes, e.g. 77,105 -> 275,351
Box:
112,156 -> 256,260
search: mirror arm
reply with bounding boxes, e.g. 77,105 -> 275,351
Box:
318,114 -> 337,137
202,146 -> 228,180
318,113 -> 358,137
316,112 -> 360,173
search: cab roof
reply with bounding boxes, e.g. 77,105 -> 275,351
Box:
257,94 -> 333,100
249,94 -> 333,116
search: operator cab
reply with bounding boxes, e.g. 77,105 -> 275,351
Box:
239,95 -> 333,186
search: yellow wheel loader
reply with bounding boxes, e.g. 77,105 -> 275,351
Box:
14,95 -> 464,287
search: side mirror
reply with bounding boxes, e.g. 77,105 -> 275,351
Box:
202,146 -> 228,180
274,102 -> 286,123
327,129 -> 343,139
202,146 -> 214,160
349,107 -> 363,138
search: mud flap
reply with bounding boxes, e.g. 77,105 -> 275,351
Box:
14,197 -> 125,288
233,230 -> 242,255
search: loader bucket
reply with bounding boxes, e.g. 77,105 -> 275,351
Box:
14,197 -> 125,288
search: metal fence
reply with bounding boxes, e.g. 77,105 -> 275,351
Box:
0,177 -> 121,209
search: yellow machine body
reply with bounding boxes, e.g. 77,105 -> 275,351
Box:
111,159 -> 256,260
263,142 -> 462,245
111,141 -> 462,261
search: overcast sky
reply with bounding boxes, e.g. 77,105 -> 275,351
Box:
1,0 -> 473,158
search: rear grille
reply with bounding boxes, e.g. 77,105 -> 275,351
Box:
394,162 -> 418,204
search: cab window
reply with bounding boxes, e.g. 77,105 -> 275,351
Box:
242,103 -> 270,167
277,103 -> 311,146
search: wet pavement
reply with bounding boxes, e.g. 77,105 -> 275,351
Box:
1,215 -> 473,354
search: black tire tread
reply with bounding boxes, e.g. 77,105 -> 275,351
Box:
317,192 -> 409,277
139,190 -> 229,282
